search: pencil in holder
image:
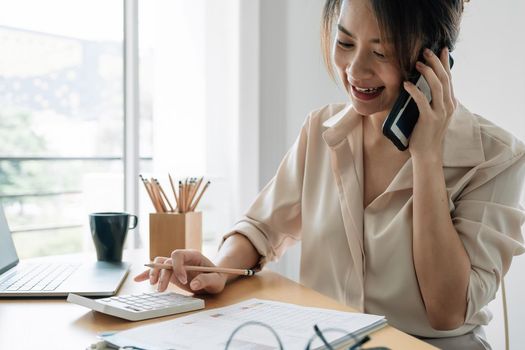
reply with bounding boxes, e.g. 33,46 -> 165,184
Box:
149,211 -> 202,260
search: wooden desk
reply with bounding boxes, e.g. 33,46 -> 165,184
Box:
0,250 -> 436,349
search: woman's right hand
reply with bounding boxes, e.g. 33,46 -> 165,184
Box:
134,249 -> 227,294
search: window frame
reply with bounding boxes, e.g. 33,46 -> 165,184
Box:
124,0 -> 140,248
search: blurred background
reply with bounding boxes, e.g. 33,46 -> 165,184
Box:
0,1 -> 523,348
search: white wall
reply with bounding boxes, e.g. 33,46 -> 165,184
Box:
257,0 -> 525,348
454,2 -> 525,349
258,0 -> 346,279
145,0 -> 260,250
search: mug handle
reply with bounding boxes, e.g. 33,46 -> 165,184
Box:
129,215 -> 138,229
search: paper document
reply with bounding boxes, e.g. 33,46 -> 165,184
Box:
102,298 -> 386,350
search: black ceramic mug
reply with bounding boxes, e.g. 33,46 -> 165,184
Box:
89,212 -> 138,262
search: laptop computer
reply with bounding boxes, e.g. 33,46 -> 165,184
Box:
0,204 -> 130,297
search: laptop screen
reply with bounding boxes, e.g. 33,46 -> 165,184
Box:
0,205 -> 19,275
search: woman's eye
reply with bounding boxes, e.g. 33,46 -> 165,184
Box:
337,40 -> 353,49
373,51 -> 386,58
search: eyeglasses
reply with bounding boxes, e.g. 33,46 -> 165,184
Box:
224,321 -> 390,350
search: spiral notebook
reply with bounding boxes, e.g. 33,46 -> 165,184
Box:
101,298 -> 387,350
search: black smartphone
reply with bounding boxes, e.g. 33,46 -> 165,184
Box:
382,49 -> 454,151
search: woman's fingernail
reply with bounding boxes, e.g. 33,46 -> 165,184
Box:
190,280 -> 201,290
178,275 -> 187,285
424,48 -> 431,56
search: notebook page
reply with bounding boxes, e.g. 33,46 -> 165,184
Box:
102,298 -> 386,350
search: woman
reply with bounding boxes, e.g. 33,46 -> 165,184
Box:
135,0 -> 525,348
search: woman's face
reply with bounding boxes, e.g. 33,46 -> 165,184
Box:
334,0 -> 403,118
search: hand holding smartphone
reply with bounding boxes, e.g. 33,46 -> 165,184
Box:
382,48 -> 454,151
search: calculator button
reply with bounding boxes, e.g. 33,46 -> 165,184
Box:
125,306 -> 143,312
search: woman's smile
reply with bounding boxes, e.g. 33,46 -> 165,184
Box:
350,85 -> 385,101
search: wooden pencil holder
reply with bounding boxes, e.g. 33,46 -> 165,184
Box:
149,211 -> 202,260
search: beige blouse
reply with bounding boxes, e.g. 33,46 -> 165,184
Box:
223,103 -> 525,338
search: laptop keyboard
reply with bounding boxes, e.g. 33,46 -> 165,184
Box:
0,262 -> 81,291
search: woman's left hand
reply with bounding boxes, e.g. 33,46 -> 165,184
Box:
404,47 -> 457,160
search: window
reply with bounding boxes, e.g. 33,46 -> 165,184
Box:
0,0 -> 125,258
0,0 -> 256,258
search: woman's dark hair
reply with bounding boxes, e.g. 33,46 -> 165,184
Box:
321,0 -> 469,80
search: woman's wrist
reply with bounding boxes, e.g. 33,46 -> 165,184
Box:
213,233 -> 261,283
411,151 -> 444,168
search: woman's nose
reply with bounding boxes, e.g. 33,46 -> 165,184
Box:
346,52 -> 373,82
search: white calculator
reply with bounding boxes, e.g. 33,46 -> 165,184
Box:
67,291 -> 205,321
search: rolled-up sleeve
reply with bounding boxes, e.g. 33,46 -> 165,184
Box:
220,115 -> 311,267
452,150 -> 525,324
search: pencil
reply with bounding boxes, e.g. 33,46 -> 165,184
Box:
189,180 -> 210,211
178,180 -> 183,213
187,176 -> 203,210
147,183 -> 160,212
139,175 -> 157,211
150,178 -> 167,212
184,178 -> 190,212
154,178 -> 174,212
168,173 -> 180,212
142,177 -> 163,213
144,263 -> 256,276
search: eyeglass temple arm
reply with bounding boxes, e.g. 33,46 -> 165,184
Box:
313,325 -> 335,350
349,335 -> 371,350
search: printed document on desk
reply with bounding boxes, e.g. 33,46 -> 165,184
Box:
101,298 -> 387,350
